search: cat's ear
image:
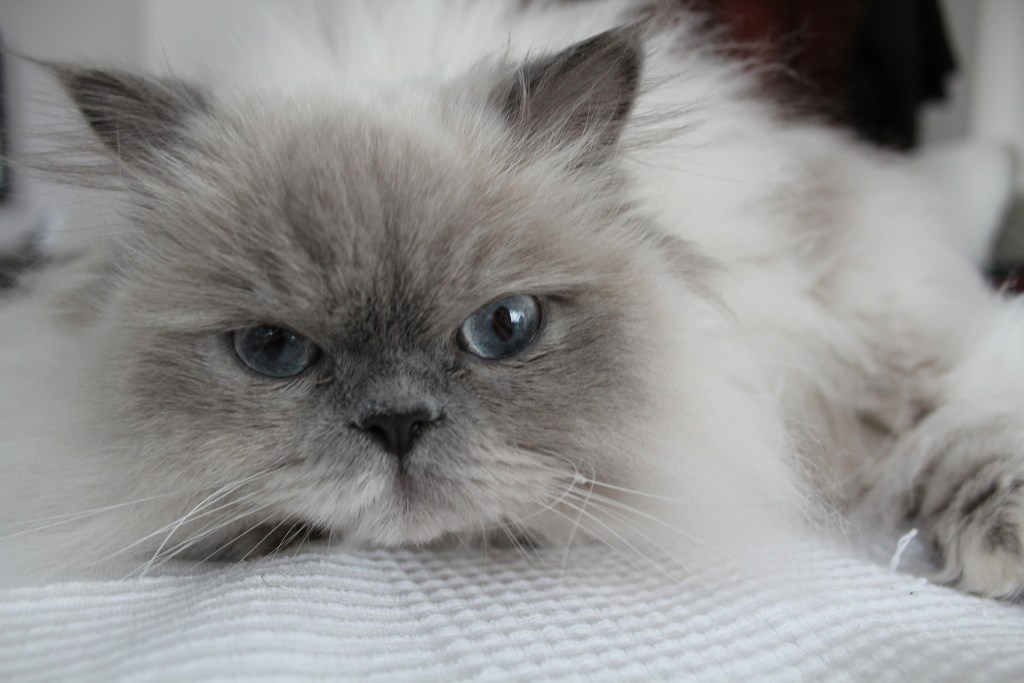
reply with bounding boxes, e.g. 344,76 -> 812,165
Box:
48,64 -> 208,163
493,25 -> 643,165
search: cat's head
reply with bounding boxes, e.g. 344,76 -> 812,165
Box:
47,26 -> 710,555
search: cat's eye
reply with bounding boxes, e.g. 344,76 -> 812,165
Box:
457,294 -> 542,360
232,325 -> 322,378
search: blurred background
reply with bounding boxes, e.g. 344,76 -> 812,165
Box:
0,0 -> 1021,263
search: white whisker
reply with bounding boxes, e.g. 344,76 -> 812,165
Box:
561,468 -> 595,571
542,503 -> 682,584
562,487 -> 745,566
226,516 -> 291,570
132,491 -> 273,576
0,473 -> 272,542
177,504 -> 282,570
2,487 -> 222,534
139,470 -> 275,575
269,522 -> 314,561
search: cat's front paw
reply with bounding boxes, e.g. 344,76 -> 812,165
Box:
929,464 -> 1024,599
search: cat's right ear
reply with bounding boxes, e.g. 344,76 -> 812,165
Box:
47,64 -> 209,164
492,25 -> 644,166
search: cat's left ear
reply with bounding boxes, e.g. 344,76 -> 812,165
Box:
493,25 -> 644,166
48,64 -> 209,164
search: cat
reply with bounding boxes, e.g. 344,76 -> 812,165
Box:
1,0 -> 1021,599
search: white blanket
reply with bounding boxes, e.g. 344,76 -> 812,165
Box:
3,542 -> 1023,682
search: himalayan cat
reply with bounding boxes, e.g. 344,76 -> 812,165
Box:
1,0 -> 1021,599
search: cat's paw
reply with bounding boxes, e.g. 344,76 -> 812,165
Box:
929,464 -> 1024,600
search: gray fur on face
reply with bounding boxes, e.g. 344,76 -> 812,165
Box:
49,28 -> 693,552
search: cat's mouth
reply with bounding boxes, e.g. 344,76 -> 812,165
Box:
393,470 -> 417,497
385,452 -> 447,501
255,455 -> 511,549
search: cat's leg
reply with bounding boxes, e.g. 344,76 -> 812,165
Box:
859,299 -> 1024,599
892,418 -> 1024,598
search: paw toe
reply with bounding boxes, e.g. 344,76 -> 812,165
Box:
948,491 -> 1024,599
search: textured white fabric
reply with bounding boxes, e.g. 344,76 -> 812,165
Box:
2,542 -> 1024,682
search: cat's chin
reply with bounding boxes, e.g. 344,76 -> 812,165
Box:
183,513 -> 445,563
197,515 -> 544,564
301,487 -> 509,551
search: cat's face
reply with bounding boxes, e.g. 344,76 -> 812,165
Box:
54,27 -> 693,551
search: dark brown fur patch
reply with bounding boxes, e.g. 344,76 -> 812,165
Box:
960,480 -> 1000,518
986,520 -> 1023,558
927,460 -> 991,521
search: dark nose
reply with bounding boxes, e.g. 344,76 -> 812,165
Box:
355,409 -> 435,459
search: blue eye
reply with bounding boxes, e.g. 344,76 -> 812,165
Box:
232,325 -> 322,378
457,294 -> 542,360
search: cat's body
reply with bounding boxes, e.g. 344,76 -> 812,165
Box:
2,0 -> 1022,598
